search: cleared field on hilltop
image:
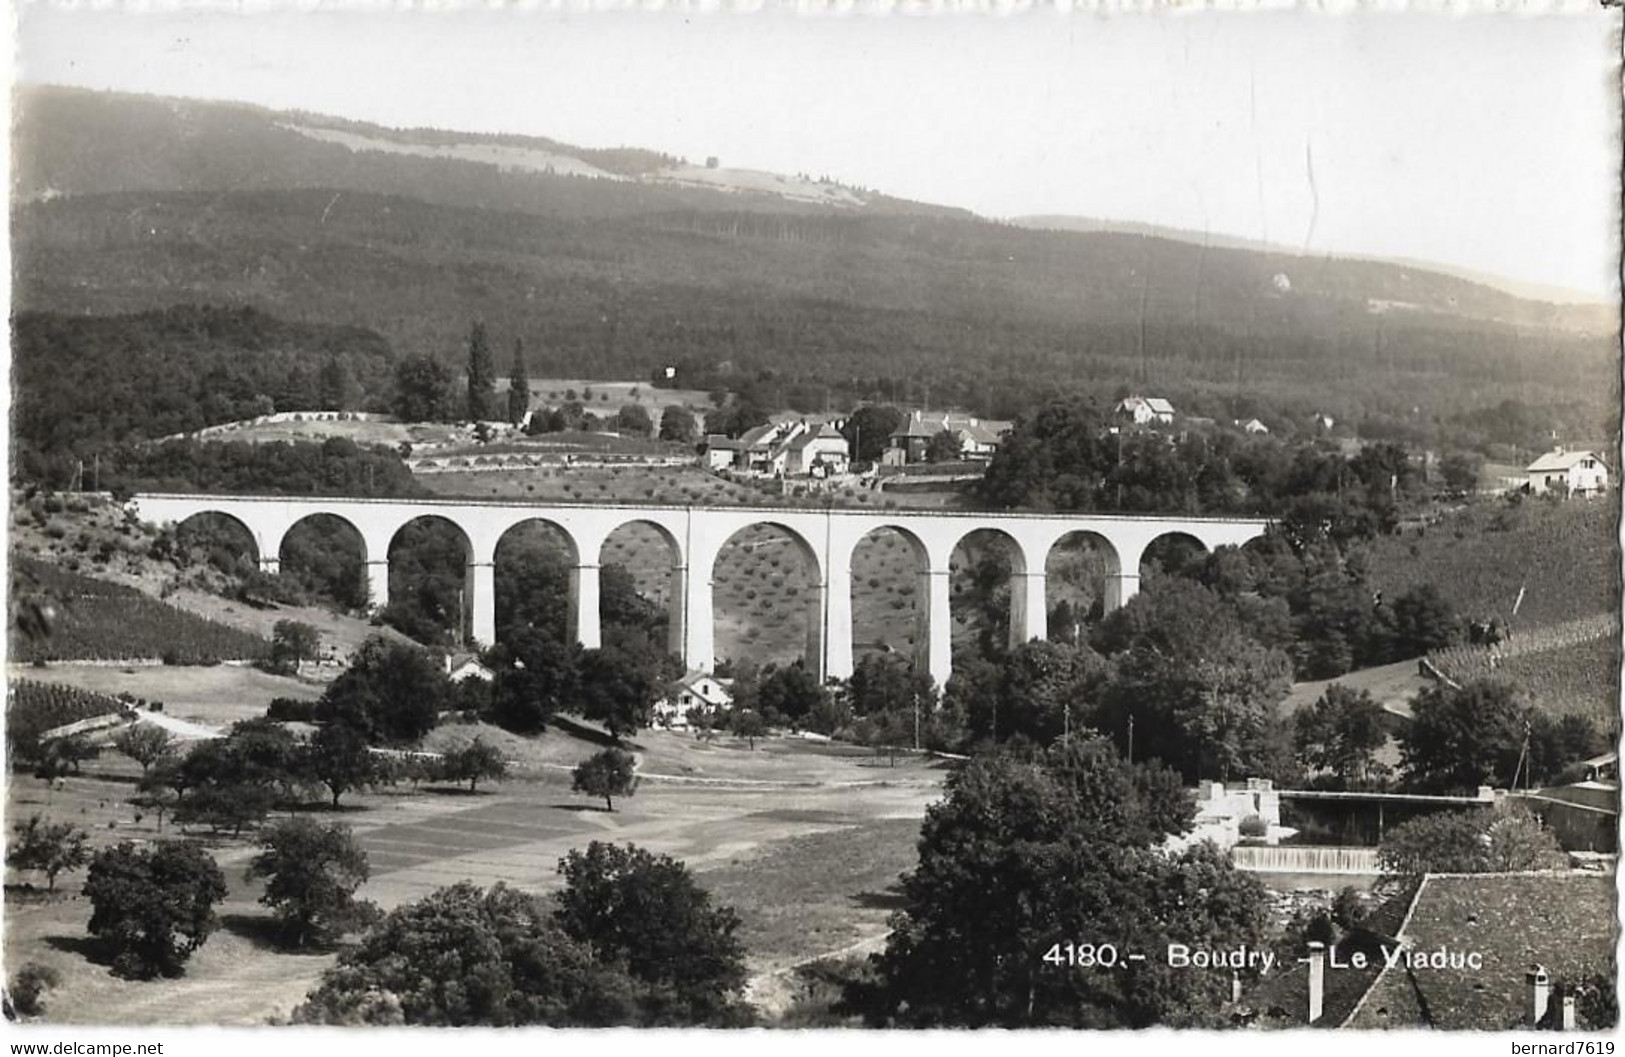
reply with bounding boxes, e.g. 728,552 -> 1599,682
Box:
3,723 -> 943,1026
1363,496 -> 1619,631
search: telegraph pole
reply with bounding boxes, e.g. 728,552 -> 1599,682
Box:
1127,714 -> 1134,762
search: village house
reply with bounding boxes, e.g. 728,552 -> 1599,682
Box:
1115,395 -> 1177,426
1312,412 -> 1337,432
703,419 -> 851,478
652,669 -> 734,729
1238,418 -> 1270,435
883,410 -> 1010,465
1525,448 -> 1609,496
443,652 -> 494,683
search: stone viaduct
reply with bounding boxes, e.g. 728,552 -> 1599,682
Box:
130,494 -> 1270,689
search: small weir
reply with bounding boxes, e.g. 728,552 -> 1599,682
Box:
1230,844 -> 1380,875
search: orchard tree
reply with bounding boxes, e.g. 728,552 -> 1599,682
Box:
555,842 -> 751,1025
506,338 -> 531,425
730,708 -> 766,749
571,748 -> 638,811
247,818 -> 374,948
84,840 -> 228,979
439,739 -> 507,793
659,404 -> 698,445
1293,684 -> 1390,788
466,321 -> 496,421
111,723 -> 174,774
303,723 -> 380,808
7,815 -> 90,892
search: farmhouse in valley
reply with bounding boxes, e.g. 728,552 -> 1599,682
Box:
1525,448 -> 1609,496
1238,417 -> 1271,435
653,669 -> 734,728
1115,395 -> 1177,426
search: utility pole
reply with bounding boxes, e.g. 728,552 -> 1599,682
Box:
1127,714 -> 1134,762
92,454 -> 99,493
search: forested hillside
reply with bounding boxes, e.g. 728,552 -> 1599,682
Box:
12,306 -> 397,466
12,86 -> 1616,439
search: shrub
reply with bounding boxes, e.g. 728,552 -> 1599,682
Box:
266,697 -> 319,722
7,962 -> 61,1017
1238,814 -> 1268,838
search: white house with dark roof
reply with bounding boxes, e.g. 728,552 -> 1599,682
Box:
1525,449 -> 1609,496
1115,395 -> 1176,425
653,670 -> 734,728
704,419 -> 849,478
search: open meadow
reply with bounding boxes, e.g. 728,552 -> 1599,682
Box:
3,719 -> 945,1026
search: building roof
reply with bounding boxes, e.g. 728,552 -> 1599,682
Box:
1344,872 -> 1616,1029
1242,878 -> 1419,1029
1527,450 -> 1605,473
704,434 -> 747,451
890,418 -> 940,440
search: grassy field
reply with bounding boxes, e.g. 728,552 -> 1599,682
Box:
2,717 -> 946,1026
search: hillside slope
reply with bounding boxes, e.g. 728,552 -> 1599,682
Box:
12,86 -> 1615,427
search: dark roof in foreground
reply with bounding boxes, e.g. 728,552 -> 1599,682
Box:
1346,871 -> 1617,1029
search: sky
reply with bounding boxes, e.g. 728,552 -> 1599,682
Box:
14,3 -> 1623,300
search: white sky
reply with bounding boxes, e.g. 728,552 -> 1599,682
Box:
14,3 -> 1623,299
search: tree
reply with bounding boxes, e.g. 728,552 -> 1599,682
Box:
295,882 -> 639,1026
1390,584 -> 1462,656
756,662 -> 829,724
84,840 -> 228,979
439,739 -> 507,792
555,842 -> 751,1025
1378,805 -> 1565,876
1439,452 -> 1482,494
926,428 -> 962,463
302,723 -> 380,808
571,748 -> 638,811
247,818 -> 374,948
1093,580 -> 1291,780
267,619 -> 321,675
1293,684 -> 1389,788
110,723 -> 174,774
466,321 -> 496,421
577,645 -> 661,739
174,780 -> 276,837
658,404 -> 698,445
614,404 -> 653,437
316,636 -> 449,745
863,739 -> 1263,1027
730,708 -> 765,749
318,355 -> 357,412
840,405 -> 904,464
393,354 -> 456,423
7,815 -> 90,892
506,338 -> 531,426
1400,680 -> 1529,793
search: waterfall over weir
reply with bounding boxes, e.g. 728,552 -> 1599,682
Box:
1230,844 -> 1380,875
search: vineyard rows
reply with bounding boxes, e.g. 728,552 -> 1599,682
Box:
1429,614 -> 1621,722
8,679 -> 132,750
11,556 -> 270,664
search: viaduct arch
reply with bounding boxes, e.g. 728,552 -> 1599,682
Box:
134,494 -> 1270,690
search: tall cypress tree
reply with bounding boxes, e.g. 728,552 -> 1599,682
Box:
466,321 -> 495,422
507,338 -> 531,426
